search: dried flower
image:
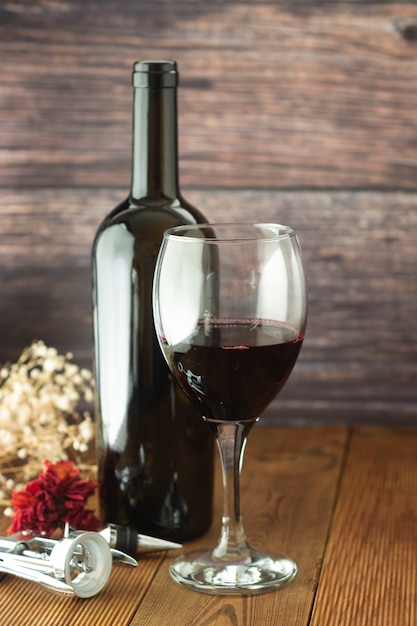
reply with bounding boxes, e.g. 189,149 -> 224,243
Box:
8,460 -> 100,535
0,341 -> 96,503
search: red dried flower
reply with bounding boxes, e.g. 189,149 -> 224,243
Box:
8,460 -> 100,536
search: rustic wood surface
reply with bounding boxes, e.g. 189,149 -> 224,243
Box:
1,1 -> 417,190
1,0 -> 417,425
0,188 -> 416,423
310,426 -> 417,626
2,425 -> 417,625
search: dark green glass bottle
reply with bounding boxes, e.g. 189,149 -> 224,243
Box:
92,61 -> 214,541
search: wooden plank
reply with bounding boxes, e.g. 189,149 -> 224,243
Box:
1,188 -> 416,422
0,559 -> 164,626
310,426 -> 417,626
130,426 -> 347,625
0,427 -> 346,625
0,1 -> 417,189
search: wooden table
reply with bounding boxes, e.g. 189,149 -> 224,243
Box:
1,424 -> 417,625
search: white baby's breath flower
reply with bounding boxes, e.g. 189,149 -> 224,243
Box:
64,364 -> 78,378
0,429 -> 18,447
55,395 -> 71,412
29,368 -> 40,380
84,388 -> 94,403
0,406 -> 11,421
79,417 -> 94,442
17,404 -> 31,422
35,342 -> 47,357
71,374 -> 83,386
42,358 -> 57,372
81,369 -> 92,381
0,340 -> 96,500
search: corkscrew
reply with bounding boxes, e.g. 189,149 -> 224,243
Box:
0,528 -> 114,597
0,523 -> 181,598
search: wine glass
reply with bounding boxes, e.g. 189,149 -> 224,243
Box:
152,223 -> 307,595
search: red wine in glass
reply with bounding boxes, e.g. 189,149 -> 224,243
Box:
170,319 -> 303,425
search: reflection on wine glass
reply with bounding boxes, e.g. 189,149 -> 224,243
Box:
153,223 -> 307,595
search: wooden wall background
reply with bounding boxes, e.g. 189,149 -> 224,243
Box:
1,0 -> 416,425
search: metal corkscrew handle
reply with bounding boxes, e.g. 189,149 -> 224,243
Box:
0,531 -> 113,598
49,532 -> 113,598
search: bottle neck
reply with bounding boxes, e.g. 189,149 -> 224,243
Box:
130,84 -> 180,203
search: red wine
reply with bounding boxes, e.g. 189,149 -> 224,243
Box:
170,320 -> 303,423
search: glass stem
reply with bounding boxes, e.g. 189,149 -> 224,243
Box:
212,421 -> 254,561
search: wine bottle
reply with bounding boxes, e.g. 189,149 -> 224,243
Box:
92,61 -> 214,541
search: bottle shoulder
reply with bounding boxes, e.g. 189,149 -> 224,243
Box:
94,195 -> 206,241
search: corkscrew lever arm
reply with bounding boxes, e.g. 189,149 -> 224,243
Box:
0,556 -> 75,596
0,530 -> 113,598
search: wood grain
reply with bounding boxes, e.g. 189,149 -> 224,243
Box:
2,426 -> 417,624
0,426 -> 347,626
0,560 -> 164,626
1,1 -> 417,189
128,426 -> 347,626
1,188 -> 416,423
310,426 -> 417,626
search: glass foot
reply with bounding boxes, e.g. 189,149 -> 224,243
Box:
169,548 -> 297,595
